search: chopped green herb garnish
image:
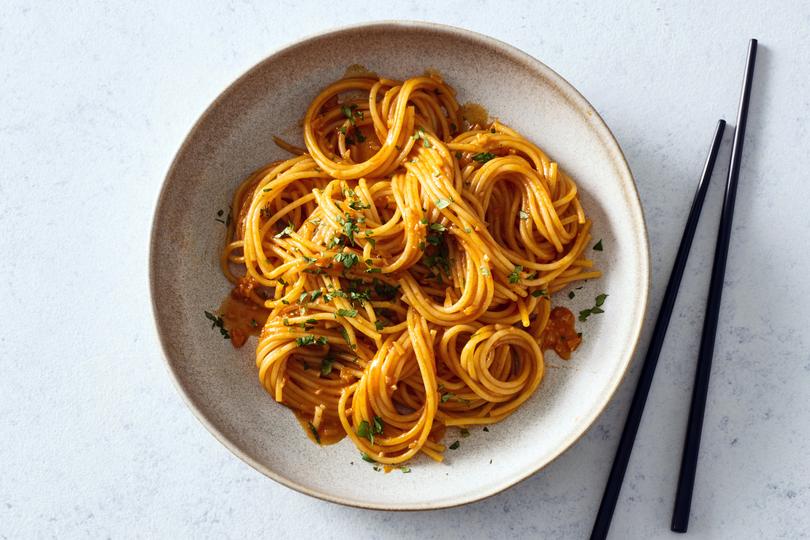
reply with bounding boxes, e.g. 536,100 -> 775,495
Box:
429,222 -> 447,232
349,289 -> 371,305
568,291 -> 575,299
339,326 -> 355,349
320,357 -> 334,377
310,290 -> 322,302
348,199 -> 370,210
449,440 -> 460,450
593,239 -> 603,251
508,265 -> 523,284
361,452 -> 375,463
339,215 -> 360,245
357,420 -> 374,444
335,308 -> 358,318
441,392 -> 454,403
472,152 -> 496,164
324,289 -> 347,302
460,428 -> 470,438
333,251 -> 359,270
299,320 -> 315,331
483,427 -> 490,432
414,127 -> 431,148
372,416 -> 384,436
579,293 -> 608,321
399,466 -> 411,473
274,223 -> 294,238
531,289 -> 547,297
308,422 -> 321,444
480,266 -> 491,277
204,311 -> 230,340
374,320 -> 385,331
341,104 -> 359,125
435,198 -> 452,209
295,335 -> 328,347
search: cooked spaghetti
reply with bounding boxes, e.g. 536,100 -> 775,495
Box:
217,71 -> 600,466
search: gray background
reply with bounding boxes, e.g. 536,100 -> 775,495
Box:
1,1 -> 808,538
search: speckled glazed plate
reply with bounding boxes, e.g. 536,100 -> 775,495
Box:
150,21 -> 649,510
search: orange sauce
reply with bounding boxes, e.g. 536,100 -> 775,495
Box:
343,63 -> 377,79
541,307 -> 582,360
294,411 -> 347,446
428,422 -> 447,444
459,102 -> 489,128
350,124 -> 380,162
219,281 -> 270,348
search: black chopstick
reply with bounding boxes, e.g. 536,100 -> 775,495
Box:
671,38 -> 758,533
589,119 -> 726,540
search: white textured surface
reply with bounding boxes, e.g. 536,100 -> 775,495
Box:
1,1 -> 808,538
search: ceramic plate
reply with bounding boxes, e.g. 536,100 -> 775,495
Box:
150,21 -> 649,510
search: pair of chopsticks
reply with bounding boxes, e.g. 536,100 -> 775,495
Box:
591,39 -> 758,539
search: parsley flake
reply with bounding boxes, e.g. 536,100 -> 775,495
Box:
472,152 -> 496,164
333,251 -> 359,270
204,311 -> 230,340
308,422 -> 321,444
274,223 -> 294,239
357,420 -> 375,444
320,357 -> 334,377
295,335 -> 328,347
508,265 -> 523,284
